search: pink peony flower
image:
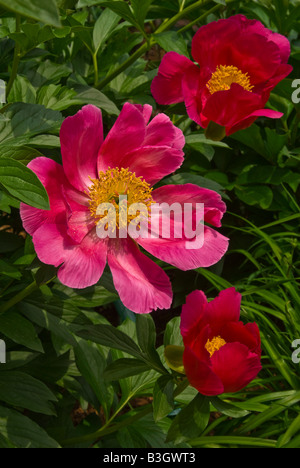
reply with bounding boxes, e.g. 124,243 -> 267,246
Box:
151,15 -> 292,137
180,288 -> 262,395
21,103 -> 228,314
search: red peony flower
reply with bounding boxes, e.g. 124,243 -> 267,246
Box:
180,287 -> 262,395
151,15 -> 292,137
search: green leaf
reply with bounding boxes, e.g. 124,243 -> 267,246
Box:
136,314 -> 166,373
0,103 -> 62,146
7,75 -> 36,104
93,8 -> 120,54
74,339 -> 113,417
166,394 -> 210,443
0,311 -> 43,352
155,31 -> 189,57
185,132 -> 230,162
19,302 -> 78,347
103,358 -> 150,380
37,84 -> 78,111
235,185 -> 273,209
0,259 -> 22,279
76,324 -> 143,359
74,86 -> 120,115
210,397 -> 249,418
0,145 -> 43,165
0,158 -> 49,209
131,0 -> 153,26
0,0 -> 61,27
99,1 -> 139,29
53,283 -> 118,308
163,317 -> 183,347
0,406 -> 60,448
0,371 -> 57,415
153,375 -> 174,422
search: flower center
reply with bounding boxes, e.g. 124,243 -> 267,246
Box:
207,65 -> 253,94
88,167 -> 153,231
205,335 -> 226,357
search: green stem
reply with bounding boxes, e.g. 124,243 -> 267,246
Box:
96,0 -> 221,90
0,280 -> 38,315
6,14 -> 21,97
96,41 -> 150,90
177,3 -> 223,34
155,0 -> 216,34
61,377 -> 191,447
61,405 -> 153,447
92,51 -> 99,87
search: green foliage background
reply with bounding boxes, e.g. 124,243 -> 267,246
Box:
0,0 -> 299,448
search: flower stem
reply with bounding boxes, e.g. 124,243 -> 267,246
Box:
177,3 -> 223,34
6,14 -> 21,97
96,41 -> 150,90
61,377 -> 191,447
0,280 -> 38,315
96,0 -> 221,90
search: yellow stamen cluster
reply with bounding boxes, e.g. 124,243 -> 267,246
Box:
88,167 -> 154,231
205,335 -> 227,357
207,65 -> 254,95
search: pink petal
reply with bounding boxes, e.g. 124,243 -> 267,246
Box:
136,184 -> 228,270
58,230 -> 108,289
107,238 -> 172,314
144,113 -> 185,150
137,226 -> 229,270
20,157 -> 70,236
98,102 -> 147,172
66,209 -> 96,244
151,52 -> 197,105
60,105 -> 103,192
211,342 -> 262,393
133,103 -> 153,124
152,183 -> 227,226
32,222 -> 107,289
121,145 -> 184,186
